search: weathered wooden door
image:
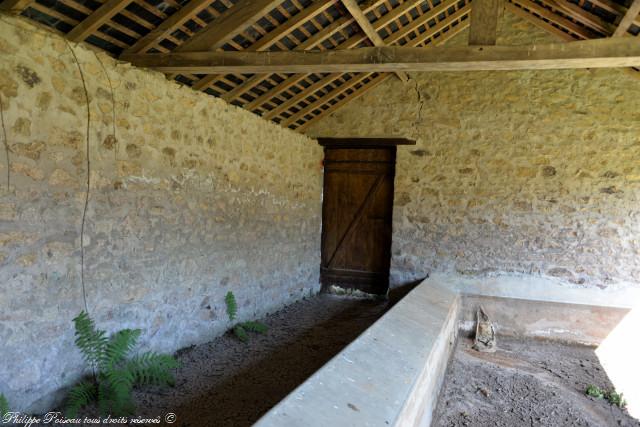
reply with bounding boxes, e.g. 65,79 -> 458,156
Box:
319,138 -> 412,295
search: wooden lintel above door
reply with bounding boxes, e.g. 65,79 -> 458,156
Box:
317,137 -> 416,148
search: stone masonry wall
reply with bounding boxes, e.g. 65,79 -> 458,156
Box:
0,15 -> 322,412
308,11 -> 640,289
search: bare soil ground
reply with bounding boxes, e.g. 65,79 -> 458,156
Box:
433,337 -> 640,427
132,284 -> 416,427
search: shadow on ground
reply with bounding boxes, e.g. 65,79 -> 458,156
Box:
135,279 -> 424,427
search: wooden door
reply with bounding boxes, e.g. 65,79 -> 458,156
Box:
319,140 -> 401,295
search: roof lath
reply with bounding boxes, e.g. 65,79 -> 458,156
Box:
1,0 -> 638,132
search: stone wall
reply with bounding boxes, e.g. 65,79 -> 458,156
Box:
308,11 -> 640,289
0,15 -> 322,412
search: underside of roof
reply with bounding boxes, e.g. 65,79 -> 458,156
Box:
1,0 -> 638,132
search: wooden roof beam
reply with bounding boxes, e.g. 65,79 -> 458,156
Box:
121,38 -> 640,74
0,0 -> 31,13
263,73 -> 345,120
546,0 -> 616,35
469,0 -> 503,45
295,73 -> 390,132
509,0 -> 597,39
67,0 -> 132,42
281,73 -> 372,127
613,0 -> 640,37
191,2 -> 347,95
199,0 -> 390,99
295,10 -> 472,132
123,0 -> 214,54
176,0 -> 284,52
340,0 -> 408,82
505,2 -> 575,41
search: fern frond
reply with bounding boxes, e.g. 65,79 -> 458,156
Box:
127,352 -> 179,387
225,291 -> 238,321
97,381 -> 114,418
103,367 -> 135,398
0,393 -> 9,417
102,366 -> 135,416
70,312 -> 176,417
73,311 -> 108,368
233,325 -> 248,343
241,321 -> 268,334
64,381 -> 97,418
101,329 -> 141,369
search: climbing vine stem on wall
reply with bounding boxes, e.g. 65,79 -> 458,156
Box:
0,94 -> 9,192
93,52 -> 117,157
64,40 -> 91,315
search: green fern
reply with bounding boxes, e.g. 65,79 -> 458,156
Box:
0,393 -> 9,417
73,311 -> 108,368
225,291 -> 238,321
66,311 -> 178,417
102,329 -> 142,368
65,381 -> 97,418
225,292 -> 268,342
127,353 -> 179,386
233,325 -> 248,343
240,321 -> 268,334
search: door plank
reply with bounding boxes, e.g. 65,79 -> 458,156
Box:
326,173 -> 385,268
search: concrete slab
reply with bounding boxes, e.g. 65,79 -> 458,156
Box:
255,272 -> 639,427
254,280 -> 460,427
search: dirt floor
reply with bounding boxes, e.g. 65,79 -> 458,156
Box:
433,337 -> 640,427
131,284 -> 416,427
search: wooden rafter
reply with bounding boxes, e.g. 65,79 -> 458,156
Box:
8,0 -> 636,133
202,1 -> 390,110
505,2 -> 575,41
469,0 -> 503,45
123,0 -> 214,54
296,73 -> 390,132
340,0 -> 408,82
191,0 -> 339,94
287,0 -> 471,129
297,8 -> 471,131
613,0 -> 640,37
66,0 -> 132,42
0,0 -> 31,13
509,0 -> 597,39
181,0 -> 465,127
176,0 -> 284,52
546,0 -> 616,35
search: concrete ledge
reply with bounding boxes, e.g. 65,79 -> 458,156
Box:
255,273 -> 639,426
255,280 -> 460,427
433,273 -> 640,309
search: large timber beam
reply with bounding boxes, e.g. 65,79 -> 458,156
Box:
340,0 -> 408,82
120,38 -> 640,74
613,0 -> 640,36
469,0 -> 503,45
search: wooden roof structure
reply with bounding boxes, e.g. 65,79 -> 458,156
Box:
1,0 -> 638,132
